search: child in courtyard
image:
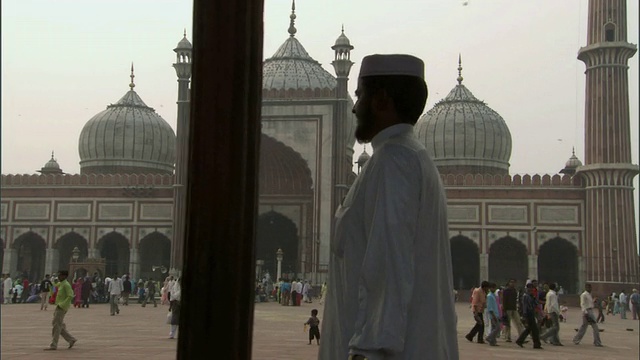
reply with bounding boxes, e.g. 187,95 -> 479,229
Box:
560,302 -> 569,322
304,309 -> 320,345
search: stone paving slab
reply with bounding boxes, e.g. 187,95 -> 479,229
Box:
1,301 -> 638,359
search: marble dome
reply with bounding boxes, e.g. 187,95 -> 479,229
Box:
415,66 -> 512,175
78,80 -> 176,175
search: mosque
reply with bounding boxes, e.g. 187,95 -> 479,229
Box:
1,1 -> 637,295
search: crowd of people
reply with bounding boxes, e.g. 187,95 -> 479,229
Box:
465,279 -> 640,350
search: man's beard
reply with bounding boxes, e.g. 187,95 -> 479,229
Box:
354,106 -> 375,143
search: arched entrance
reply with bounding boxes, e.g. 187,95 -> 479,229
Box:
97,232 -> 130,277
55,232 -> 89,274
538,237 -> 579,293
256,211 -> 298,279
489,237 -> 528,286
139,232 -> 171,281
450,236 -> 480,290
13,232 -> 46,282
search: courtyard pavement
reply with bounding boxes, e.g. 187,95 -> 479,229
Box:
1,300 -> 638,359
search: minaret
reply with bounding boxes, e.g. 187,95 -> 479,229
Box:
170,30 -> 192,274
577,0 -> 638,293
331,24 -> 354,195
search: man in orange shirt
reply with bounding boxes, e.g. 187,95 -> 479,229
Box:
465,281 -> 489,344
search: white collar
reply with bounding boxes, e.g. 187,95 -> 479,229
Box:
371,123 -> 414,151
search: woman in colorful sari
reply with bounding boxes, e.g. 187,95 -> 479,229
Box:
73,277 -> 83,308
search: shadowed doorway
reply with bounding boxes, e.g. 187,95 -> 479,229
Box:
256,211 -> 298,279
139,232 -> 171,281
56,232 -> 89,274
450,235 -> 480,290
489,236 -> 528,285
14,232 -> 46,282
98,232 -> 130,277
538,237 -> 579,293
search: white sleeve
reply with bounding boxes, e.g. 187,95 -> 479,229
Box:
348,146 -> 419,359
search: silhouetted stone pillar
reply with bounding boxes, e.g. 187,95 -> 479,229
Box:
177,1 -> 264,359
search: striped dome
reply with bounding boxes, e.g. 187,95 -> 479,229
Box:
78,88 -> 176,175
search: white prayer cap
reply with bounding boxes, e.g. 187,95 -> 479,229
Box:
358,54 -> 425,80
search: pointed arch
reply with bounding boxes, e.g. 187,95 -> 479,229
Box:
450,235 -> 480,290
489,236 -> 528,285
54,232 -> 89,273
538,237 -> 579,293
256,211 -> 299,279
97,232 -> 130,277
139,232 -> 171,281
12,232 -> 47,282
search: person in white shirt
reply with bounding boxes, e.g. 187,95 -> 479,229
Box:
319,54 -> 459,360
618,290 -> 627,319
539,283 -> 562,346
572,283 -> 602,346
107,273 -> 123,316
3,274 -> 13,304
168,278 -> 181,339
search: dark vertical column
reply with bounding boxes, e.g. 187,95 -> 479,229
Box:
177,1 -> 264,359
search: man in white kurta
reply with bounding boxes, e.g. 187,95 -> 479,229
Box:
319,54 -> 459,360
3,274 -> 13,304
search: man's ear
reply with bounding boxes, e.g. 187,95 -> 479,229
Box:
371,89 -> 391,112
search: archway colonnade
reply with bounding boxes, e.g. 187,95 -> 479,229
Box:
450,235 -> 581,293
1,230 -> 171,282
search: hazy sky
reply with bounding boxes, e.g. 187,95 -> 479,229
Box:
2,0 -> 639,227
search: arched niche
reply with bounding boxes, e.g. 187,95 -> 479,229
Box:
538,237 -> 579,294
489,236 -> 528,285
256,211 -> 299,279
450,235 -> 480,290
55,232 -> 89,274
139,232 -> 171,281
97,232 -> 130,277
13,232 -> 46,282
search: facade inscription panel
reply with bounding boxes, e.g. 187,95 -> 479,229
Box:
57,203 -> 92,220
98,203 -> 133,220
488,205 -> 528,224
537,205 -> 578,225
140,203 -> 173,220
447,205 -> 479,223
14,203 -> 50,220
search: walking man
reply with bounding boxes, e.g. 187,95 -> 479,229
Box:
501,279 -> 524,342
485,283 -> 500,346
121,274 -> 131,306
142,278 -> 157,307
629,289 -> 640,320
573,283 -> 603,347
618,290 -> 627,319
465,281 -> 489,344
44,270 -> 77,350
107,273 -> 123,315
540,283 -> 562,346
516,283 -> 542,349
318,54 -> 459,360
40,274 -> 53,310
3,273 -> 12,304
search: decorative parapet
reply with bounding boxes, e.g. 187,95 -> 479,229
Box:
262,87 -> 336,100
1,173 -> 175,187
439,173 -> 583,187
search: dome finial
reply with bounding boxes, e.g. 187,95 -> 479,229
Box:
572,146 -> 576,156
129,62 -> 136,90
288,0 -> 297,37
184,28 -> 187,37
457,53 -> 464,85
51,150 -> 55,160
341,24 -> 344,33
